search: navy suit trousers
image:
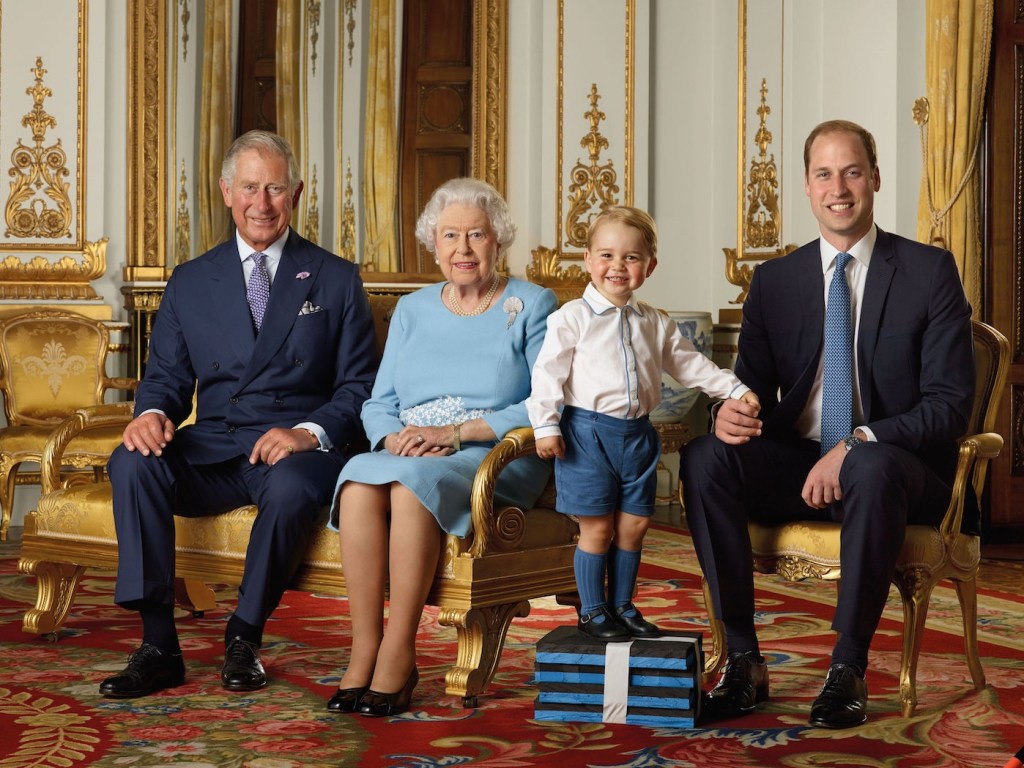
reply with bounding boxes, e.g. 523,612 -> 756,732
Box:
108,441 -> 346,627
681,435 -> 951,641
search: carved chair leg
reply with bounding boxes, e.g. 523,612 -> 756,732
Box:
702,577 -> 726,684
954,577 -> 987,691
175,578 -> 217,616
438,601 -> 530,707
0,457 -> 18,542
19,559 -> 87,637
896,572 -> 936,718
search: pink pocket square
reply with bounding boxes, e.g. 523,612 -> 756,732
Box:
296,271 -> 311,280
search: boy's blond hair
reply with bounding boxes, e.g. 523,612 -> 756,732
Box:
586,205 -> 658,259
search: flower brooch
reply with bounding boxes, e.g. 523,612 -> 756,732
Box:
503,296 -> 524,328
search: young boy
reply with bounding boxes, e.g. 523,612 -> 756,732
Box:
527,206 -> 759,641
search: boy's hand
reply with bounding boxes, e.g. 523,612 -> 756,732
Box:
739,390 -> 760,408
535,435 -> 565,460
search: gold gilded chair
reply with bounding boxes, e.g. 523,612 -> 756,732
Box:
0,310 -> 136,541
696,319 -> 1010,717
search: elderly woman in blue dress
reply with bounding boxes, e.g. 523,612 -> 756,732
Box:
326,178 -> 558,717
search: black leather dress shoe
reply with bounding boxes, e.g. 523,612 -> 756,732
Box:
809,663 -> 868,729
702,650 -> 769,721
613,603 -> 662,637
99,643 -> 185,698
359,667 -> 419,717
327,685 -> 370,713
577,606 -> 630,641
221,637 -> 267,692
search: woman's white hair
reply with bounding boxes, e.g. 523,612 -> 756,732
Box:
414,178 -> 517,253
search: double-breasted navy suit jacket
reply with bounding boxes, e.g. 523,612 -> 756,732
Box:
135,229 -> 378,463
737,227 -> 975,488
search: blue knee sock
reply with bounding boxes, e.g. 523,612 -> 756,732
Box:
574,548 -> 608,619
608,544 -> 642,615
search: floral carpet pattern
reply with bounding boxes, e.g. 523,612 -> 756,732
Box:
1,526 -> 1023,767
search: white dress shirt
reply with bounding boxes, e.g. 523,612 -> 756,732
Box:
236,229 -> 288,285
528,283 -> 746,439
795,224 -> 877,444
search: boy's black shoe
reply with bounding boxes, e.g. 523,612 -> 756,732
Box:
577,606 -> 630,641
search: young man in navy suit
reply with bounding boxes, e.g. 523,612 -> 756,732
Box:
100,131 -> 378,698
682,120 -> 975,728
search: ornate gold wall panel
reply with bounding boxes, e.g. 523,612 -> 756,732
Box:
721,0 -> 796,317
528,0 -> 635,302
0,1 -> 109,308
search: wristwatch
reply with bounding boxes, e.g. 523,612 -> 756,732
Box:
843,434 -> 864,451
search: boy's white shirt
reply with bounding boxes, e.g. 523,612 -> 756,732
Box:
527,283 -> 748,439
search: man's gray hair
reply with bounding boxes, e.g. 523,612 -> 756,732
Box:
221,130 -> 301,191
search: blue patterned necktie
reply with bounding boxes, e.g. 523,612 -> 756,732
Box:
820,252 -> 853,456
247,252 -> 270,331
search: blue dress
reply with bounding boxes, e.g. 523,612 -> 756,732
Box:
331,278 -> 558,537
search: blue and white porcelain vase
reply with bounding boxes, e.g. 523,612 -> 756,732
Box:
650,310 -> 714,424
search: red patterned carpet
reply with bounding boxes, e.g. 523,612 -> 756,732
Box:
1,523 -> 1023,767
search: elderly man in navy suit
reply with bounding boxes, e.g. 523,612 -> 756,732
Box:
100,131 -> 378,698
682,120 -> 975,728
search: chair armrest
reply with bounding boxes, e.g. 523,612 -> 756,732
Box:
466,427 -> 539,558
106,376 -> 139,393
40,402 -> 134,494
938,432 -> 1003,538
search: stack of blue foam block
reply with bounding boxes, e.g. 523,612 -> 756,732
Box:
534,626 -> 703,727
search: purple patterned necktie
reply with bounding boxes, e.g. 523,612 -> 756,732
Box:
820,252 -> 853,456
247,252 -> 270,331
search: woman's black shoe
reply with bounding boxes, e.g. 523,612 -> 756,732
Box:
358,667 -> 419,717
326,684 -> 369,713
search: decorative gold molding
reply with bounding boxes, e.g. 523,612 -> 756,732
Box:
564,84 -> 619,250
174,160 -> 191,265
471,0 -> 507,195
307,0 -> 321,76
345,0 -> 357,66
540,1 -> 632,284
625,0 -> 634,205
530,81 -> 622,303
526,246 -> 589,306
0,238 -> 106,300
340,159 -> 356,262
179,0 -> 191,61
5,57 -> 72,240
125,0 -> 169,281
305,165 -> 320,244
723,0 -> 795,305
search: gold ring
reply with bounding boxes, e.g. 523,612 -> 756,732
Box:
286,446 -> 294,454
416,435 -> 425,444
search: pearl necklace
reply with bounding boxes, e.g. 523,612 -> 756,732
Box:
447,274 -> 501,317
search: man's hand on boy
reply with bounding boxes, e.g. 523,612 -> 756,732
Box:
535,435 -> 565,460
713,395 -> 762,446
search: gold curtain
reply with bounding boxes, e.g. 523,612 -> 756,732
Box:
198,0 -> 235,254
362,0 -> 399,271
916,0 -> 993,310
276,0 -> 304,232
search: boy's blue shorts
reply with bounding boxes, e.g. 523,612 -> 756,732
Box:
554,405 -> 660,518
